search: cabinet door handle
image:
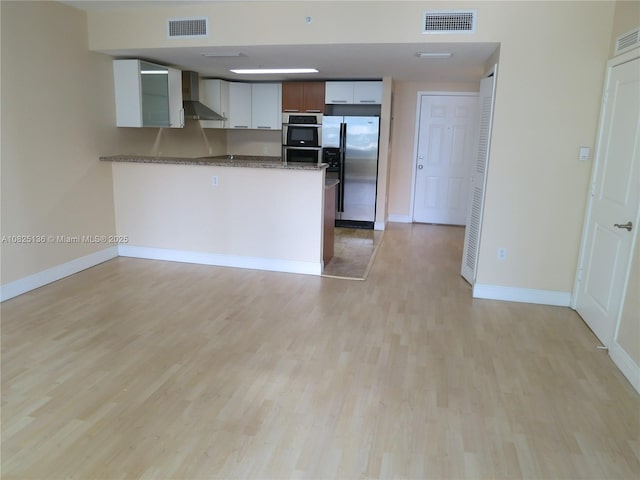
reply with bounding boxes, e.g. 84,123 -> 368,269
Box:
305,109 -> 322,113
359,100 -> 377,103
283,109 -> 299,112
331,100 -> 347,103
234,125 -> 249,129
257,126 -> 271,129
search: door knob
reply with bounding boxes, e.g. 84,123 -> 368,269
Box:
418,164 -> 424,170
614,221 -> 633,231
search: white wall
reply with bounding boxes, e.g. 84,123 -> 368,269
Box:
1,1 -> 117,285
0,1 -> 239,294
475,2 -> 613,293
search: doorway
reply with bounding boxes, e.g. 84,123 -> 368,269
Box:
412,93 -> 479,225
574,52 -> 640,349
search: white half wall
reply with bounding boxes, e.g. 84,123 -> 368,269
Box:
111,162 -> 325,266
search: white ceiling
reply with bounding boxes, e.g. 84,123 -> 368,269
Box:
63,1 -> 499,83
100,43 -> 497,83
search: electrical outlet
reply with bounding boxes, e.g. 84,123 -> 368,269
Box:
498,247 -> 507,261
211,175 -> 218,186
579,146 -> 590,161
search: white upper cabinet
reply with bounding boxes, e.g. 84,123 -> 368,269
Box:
251,83 -> 282,130
200,79 -> 230,129
325,82 -> 354,104
201,81 -> 281,130
113,59 -> 184,128
228,82 -> 252,129
354,81 -> 383,104
325,81 -> 383,105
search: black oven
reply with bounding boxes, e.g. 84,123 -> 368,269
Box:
282,114 -> 322,164
286,125 -> 319,147
283,146 -> 322,164
284,115 -> 321,147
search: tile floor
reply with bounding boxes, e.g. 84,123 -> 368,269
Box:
322,227 -> 384,280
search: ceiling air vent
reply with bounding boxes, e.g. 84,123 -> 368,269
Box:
167,17 -> 208,39
615,27 -> 640,56
423,10 -> 476,34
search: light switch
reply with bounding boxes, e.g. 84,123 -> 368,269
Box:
579,146 -> 590,161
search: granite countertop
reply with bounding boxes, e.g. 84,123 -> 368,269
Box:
100,154 -> 328,171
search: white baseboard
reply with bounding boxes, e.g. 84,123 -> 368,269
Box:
388,214 -> 412,223
118,245 -> 323,276
473,284 -> 572,307
0,244 -> 322,302
609,342 -> 640,395
0,246 -> 119,302
374,220 -> 386,231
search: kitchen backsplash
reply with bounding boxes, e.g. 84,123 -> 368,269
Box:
109,119 -> 225,157
226,129 -> 282,157
109,119 -> 282,158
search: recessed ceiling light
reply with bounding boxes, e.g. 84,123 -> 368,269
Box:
415,52 -> 453,59
230,68 -> 319,74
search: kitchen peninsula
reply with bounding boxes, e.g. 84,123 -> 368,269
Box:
101,154 -> 334,275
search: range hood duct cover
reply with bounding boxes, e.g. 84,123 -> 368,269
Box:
182,71 -> 226,121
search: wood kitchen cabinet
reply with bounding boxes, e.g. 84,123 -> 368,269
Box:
282,81 -> 325,113
323,180 -> 337,266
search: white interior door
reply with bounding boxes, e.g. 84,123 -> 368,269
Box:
575,55 -> 640,347
413,94 -> 479,225
461,69 -> 497,284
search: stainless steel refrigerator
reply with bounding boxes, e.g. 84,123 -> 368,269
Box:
322,116 -> 380,229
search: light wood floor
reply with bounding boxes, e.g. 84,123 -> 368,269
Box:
2,223 -> 638,479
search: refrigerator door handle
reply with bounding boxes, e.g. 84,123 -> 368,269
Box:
339,123 -> 346,213
339,154 -> 345,213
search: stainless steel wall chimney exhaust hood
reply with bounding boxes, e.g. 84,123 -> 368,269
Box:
182,71 -> 226,121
